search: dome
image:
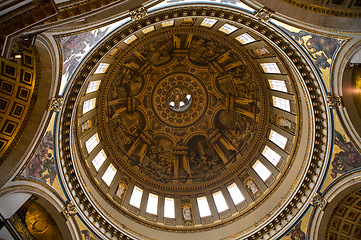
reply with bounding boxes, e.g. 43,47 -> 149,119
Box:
57,4 -> 329,239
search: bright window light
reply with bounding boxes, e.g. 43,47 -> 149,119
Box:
95,63 -> 109,74
86,80 -> 101,93
129,186 -> 143,208
252,160 -> 272,181
213,191 -> 229,213
269,80 -> 287,92
146,193 -> 158,215
124,35 -> 137,44
142,26 -> 155,34
83,98 -> 96,114
272,96 -> 291,112
227,183 -> 245,205
164,197 -> 175,218
102,163 -> 117,186
85,133 -> 99,153
197,196 -> 211,217
262,146 -> 281,166
269,130 -> 288,149
92,149 -> 107,171
162,20 -> 174,27
260,63 -> 281,74
201,18 -> 217,27
218,23 -> 237,34
236,33 -> 256,44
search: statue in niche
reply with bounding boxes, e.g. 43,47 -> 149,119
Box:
115,182 -> 126,199
277,117 -> 292,130
251,47 -> 271,58
182,204 -> 192,223
245,178 -> 259,195
81,119 -> 92,133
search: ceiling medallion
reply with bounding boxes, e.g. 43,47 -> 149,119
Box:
102,28 -> 268,191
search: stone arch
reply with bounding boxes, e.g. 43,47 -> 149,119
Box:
0,181 -> 81,240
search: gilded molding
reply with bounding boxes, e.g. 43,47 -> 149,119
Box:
311,192 -> 327,210
62,201 -> 77,220
49,98 -> 63,111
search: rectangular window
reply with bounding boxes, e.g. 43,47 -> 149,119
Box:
218,23 -> 237,34
213,191 -> 229,213
129,186 -> 143,208
252,160 -> 272,181
124,35 -> 137,44
272,96 -> 291,112
86,80 -> 101,93
162,20 -> 174,27
260,63 -> 281,74
85,133 -> 99,153
142,26 -> 155,34
146,193 -> 158,215
164,197 -> 175,218
197,196 -> 211,217
236,33 -> 256,44
201,18 -> 217,27
94,63 -> 109,74
102,164 -> 117,186
92,149 -> 107,171
83,98 -> 96,114
262,146 -> 281,166
269,80 -> 287,92
269,130 -> 288,149
227,183 -> 245,205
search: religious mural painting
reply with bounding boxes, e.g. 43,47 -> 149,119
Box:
331,131 -> 361,178
272,20 -> 344,91
20,113 -> 65,198
58,18 -> 130,95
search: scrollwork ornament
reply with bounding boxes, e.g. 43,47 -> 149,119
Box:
327,94 -> 343,108
255,7 -> 274,22
62,201 -> 77,220
130,6 -> 147,21
48,97 -> 63,111
311,193 -> 327,210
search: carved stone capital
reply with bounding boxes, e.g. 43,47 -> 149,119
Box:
130,6 -> 147,21
255,7 -> 274,22
62,201 -> 77,220
48,97 -> 63,111
327,94 -> 343,108
311,193 -> 327,210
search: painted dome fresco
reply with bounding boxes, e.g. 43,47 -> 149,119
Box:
1,1 -> 335,240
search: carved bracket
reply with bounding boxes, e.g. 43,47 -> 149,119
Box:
62,201 -> 77,220
311,193 -> 327,210
255,7 -> 274,22
327,94 -> 343,108
130,6 -> 147,21
48,97 -> 63,111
